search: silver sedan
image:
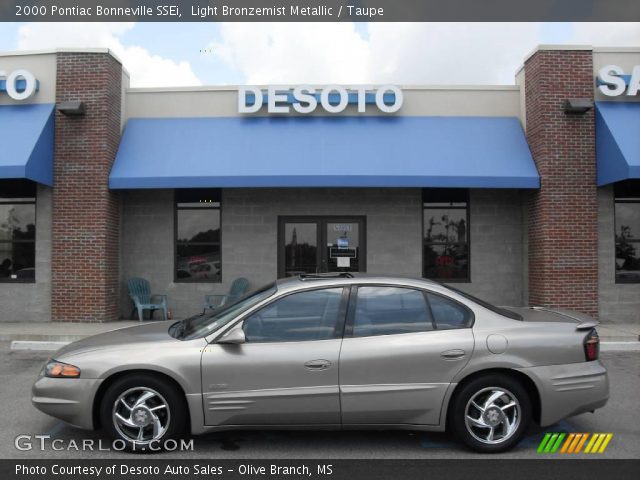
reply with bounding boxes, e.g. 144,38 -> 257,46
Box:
32,274 -> 609,453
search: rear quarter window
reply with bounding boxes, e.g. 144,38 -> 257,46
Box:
426,292 -> 473,329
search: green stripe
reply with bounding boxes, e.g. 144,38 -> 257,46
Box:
550,433 -> 566,453
537,433 -> 552,453
544,434 -> 559,453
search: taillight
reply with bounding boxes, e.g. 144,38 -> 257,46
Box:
584,329 -> 600,361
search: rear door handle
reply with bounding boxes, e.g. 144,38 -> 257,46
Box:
440,349 -> 466,360
304,359 -> 332,371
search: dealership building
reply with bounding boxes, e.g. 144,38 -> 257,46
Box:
0,46 -> 638,324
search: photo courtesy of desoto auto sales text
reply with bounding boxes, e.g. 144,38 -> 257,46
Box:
0,1 -> 639,479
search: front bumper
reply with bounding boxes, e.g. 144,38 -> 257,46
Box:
32,376 -> 103,430
518,360 -> 609,427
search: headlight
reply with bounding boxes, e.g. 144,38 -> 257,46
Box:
43,360 -> 81,378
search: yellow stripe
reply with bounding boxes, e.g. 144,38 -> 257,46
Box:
598,434 -> 613,453
560,433 -> 575,453
568,434 -> 582,453
585,434 -> 599,453
591,434 -> 606,453
575,434 -> 589,453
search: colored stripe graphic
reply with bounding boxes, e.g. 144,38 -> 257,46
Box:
538,433 -> 613,454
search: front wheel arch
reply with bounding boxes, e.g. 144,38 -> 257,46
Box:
92,369 -> 190,433
445,368 -> 541,429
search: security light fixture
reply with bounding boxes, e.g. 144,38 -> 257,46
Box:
57,100 -> 85,116
563,98 -> 593,114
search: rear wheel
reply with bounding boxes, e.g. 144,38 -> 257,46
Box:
100,374 -> 187,452
450,375 -> 531,453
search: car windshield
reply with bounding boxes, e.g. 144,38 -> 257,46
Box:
172,283 -> 277,340
441,284 -> 523,320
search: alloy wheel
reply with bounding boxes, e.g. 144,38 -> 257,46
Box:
464,386 -> 521,444
112,387 -> 171,445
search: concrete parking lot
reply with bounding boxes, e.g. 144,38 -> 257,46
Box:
1,342 -> 638,459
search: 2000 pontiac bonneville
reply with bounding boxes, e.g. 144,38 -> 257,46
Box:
32,273 -> 609,452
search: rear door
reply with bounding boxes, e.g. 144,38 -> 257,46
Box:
339,285 -> 474,426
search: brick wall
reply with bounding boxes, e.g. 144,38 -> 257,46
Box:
51,52 -> 122,322
524,49 -> 598,316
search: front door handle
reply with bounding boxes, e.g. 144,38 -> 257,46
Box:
440,349 -> 466,360
304,359 -> 332,371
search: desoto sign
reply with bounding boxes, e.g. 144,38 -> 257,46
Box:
0,69 -> 38,100
596,65 -> 640,97
238,85 -> 403,114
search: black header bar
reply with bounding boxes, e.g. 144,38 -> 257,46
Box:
2,0 -> 640,22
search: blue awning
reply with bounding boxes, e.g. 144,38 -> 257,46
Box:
0,103 -> 55,186
109,115 -> 539,189
596,102 -> 640,186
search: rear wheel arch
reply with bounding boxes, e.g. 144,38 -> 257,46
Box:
446,368 -> 541,428
92,369 -> 190,432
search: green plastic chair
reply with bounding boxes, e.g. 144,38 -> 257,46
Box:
127,277 -> 168,321
204,277 -> 250,312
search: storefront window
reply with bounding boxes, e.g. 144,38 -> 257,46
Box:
175,189 -> 221,283
0,180 -> 36,283
615,181 -> 640,284
423,189 -> 469,282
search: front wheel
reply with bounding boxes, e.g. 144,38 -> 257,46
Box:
449,375 -> 531,453
100,374 -> 187,452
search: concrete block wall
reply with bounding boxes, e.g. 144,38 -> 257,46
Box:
456,189 -> 526,307
0,184 -> 52,322
120,188 -> 526,320
598,186 -> 640,323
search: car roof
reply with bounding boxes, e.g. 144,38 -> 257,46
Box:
275,273 -> 443,293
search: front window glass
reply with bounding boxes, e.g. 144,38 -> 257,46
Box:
175,189 -> 221,283
243,288 -> 344,343
0,180 -> 36,282
176,283 -> 276,340
615,181 -> 640,284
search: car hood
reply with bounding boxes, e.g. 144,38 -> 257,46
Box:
52,321 -> 177,359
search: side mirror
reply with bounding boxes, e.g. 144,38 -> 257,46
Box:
217,327 -> 246,345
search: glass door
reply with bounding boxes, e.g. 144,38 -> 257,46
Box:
278,217 -> 366,278
325,220 -> 361,274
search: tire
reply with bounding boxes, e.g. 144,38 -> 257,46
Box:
100,374 -> 187,452
449,374 -> 531,453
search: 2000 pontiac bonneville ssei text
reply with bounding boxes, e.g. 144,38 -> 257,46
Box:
32,274 -> 609,453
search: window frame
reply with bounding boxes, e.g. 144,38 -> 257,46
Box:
173,189 -> 222,284
614,181 -> 640,284
344,284 -> 474,338
238,286 -> 351,344
422,189 -> 471,283
0,182 -> 37,284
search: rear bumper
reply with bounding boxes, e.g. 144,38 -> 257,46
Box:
517,360 -> 609,427
32,376 -> 103,430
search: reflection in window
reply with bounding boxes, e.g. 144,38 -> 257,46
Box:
615,181 -> 640,284
284,223 -> 318,277
175,189 -> 221,283
0,180 -> 36,282
423,189 -> 469,281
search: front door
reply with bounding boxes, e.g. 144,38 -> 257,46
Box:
201,287 -> 349,426
278,216 -> 366,278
